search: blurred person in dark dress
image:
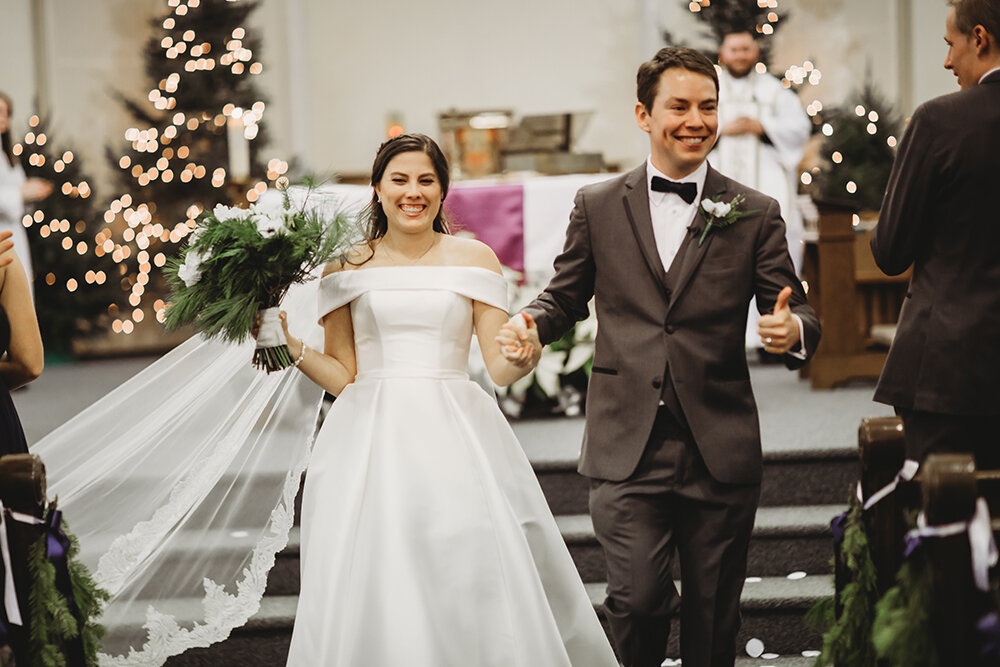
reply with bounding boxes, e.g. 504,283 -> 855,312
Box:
0,232 -> 42,454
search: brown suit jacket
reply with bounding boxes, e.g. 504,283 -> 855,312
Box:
872,70 -> 1000,416
524,163 -> 820,485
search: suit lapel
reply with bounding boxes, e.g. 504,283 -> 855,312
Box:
622,164 -> 671,299
665,165 -> 730,317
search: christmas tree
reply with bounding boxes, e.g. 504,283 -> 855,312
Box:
102,0 -> 283,337
15,116 -> 118,353
677,0 -> 789,66
816,83 -> 902,212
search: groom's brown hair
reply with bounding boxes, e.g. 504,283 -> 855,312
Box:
636,47 -> 719,112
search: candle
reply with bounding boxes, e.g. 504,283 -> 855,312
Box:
227,115 -> 250,182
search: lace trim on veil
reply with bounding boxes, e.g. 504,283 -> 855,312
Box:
98,453 -> 308,666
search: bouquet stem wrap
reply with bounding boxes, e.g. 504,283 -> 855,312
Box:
253,307 -> 293,372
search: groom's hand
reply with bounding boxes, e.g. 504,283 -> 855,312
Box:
497,313 -> 542,369
757,286 -> 800,354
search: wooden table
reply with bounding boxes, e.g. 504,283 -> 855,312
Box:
800,202 -> 910,389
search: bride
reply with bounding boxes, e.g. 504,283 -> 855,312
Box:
280,133 -> 617,665
33,134 -> 619,666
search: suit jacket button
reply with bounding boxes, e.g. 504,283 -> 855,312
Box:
652,379 -> 662,389
664,324 -> 675,334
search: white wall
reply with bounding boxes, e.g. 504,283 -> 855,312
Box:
0,0 -> 39,120
910,0 -> 957,110
299,0 -> 642,176
42,0 -> 160,184
0,0 -> 970,192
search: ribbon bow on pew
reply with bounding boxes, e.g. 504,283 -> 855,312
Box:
903,497 -> 999,591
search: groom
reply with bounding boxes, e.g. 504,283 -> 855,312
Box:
501,47 -> 820,667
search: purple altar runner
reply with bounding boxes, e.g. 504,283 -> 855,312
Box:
444,182 -> 525,274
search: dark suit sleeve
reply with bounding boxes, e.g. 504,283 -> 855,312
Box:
753,199 -> 821,369
522,188 -> 596,346
871,105 -> 937,276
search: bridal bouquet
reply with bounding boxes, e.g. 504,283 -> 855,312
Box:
164,188 -> 350,372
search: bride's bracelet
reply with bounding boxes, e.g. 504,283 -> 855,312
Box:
292,342 -> 308,368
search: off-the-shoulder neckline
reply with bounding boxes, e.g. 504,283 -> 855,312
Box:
323,265 -> 503,277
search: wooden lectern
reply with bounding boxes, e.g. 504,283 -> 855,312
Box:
801,200 -> 909,389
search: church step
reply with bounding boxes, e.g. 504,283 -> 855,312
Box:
586,576 -> 830,659
534,447 -> 857,515
78,501 -> 841,601
67,446 -> 854,531
261,504 -> 841,596
558,505 -> 843,582
155,575 -> 830,665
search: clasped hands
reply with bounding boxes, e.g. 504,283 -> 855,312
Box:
496,313 -> 542,369
758,286 -> 800,355
721,116 -> 764,137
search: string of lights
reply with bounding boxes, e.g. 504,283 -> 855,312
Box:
15,0 -> 295,339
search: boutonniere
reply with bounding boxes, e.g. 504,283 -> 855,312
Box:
696,195 -> 757,247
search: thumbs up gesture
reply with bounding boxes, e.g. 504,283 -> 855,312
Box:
757,286 -> 800,354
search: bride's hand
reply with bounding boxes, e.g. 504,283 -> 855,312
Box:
278,311 -> 304,359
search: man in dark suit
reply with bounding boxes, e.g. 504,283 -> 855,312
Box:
499,47 -> 820,667
871,0 -> 1000,468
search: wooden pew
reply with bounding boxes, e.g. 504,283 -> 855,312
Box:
919,453 -> 1000,664
841,423 -> 999,662
800,201 -> 911,388
0,454 -> 47,665
857,416 -> 916,595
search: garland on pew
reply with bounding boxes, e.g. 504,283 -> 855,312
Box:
871,544 -> 939,666
806,493 -> 878,666
25,512 -> 109,667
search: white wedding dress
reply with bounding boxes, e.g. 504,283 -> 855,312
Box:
285,265 -> 618,666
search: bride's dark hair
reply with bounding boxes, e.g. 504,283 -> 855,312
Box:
361,133 -> 452,242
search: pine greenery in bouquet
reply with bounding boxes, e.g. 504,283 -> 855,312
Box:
164,187 -> 351,372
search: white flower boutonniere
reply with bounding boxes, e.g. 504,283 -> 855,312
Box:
697,194 -> 757,247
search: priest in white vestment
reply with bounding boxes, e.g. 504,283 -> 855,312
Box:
710,30 -> 810,354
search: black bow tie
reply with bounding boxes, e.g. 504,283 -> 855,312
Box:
651,176 -> 697,204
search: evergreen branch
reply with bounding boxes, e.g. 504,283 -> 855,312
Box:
872,548 -> 940,666
806,493 -> 879,666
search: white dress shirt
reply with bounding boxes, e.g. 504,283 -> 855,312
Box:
645,157 -> 707,274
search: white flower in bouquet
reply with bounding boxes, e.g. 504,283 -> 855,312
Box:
177,248 -> 206,287
253,200 -> 289,238
212,203 -> 246,223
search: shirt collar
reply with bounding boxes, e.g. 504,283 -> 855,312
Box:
979,66 -> 1000,84
646,157 -> 708,205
